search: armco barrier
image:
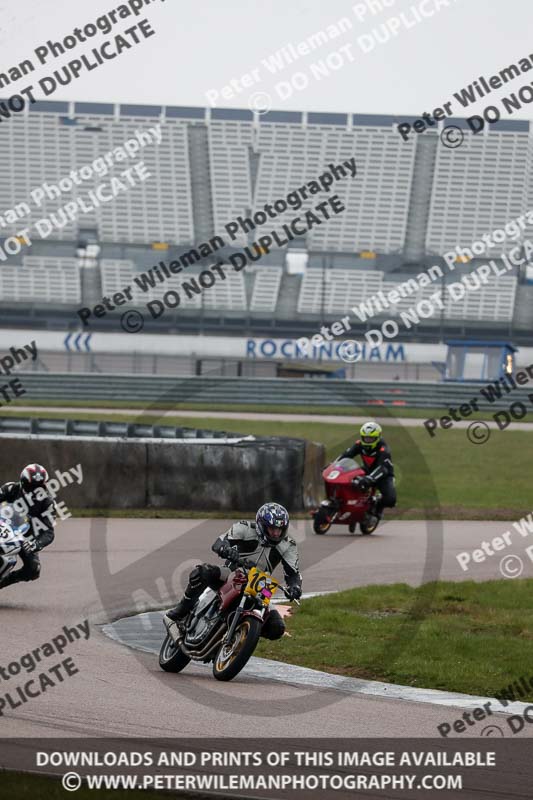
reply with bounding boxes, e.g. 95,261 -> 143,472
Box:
0,434 -> 325,512
13,372 -> 533,410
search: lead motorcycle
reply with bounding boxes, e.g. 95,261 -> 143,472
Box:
0,506 -> 32,587
159,554 -> 299,682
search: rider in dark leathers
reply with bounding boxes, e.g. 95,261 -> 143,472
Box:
0,464 -> 56,588
338,421 -> 396,518
164,503 -> 302,640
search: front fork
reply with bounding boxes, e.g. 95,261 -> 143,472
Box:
224,596 -> 264,644
320,498 -> 339,522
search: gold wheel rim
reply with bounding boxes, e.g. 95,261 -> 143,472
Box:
215,621 -> 250,671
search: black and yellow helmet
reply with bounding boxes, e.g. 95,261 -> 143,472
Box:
359,421 -> 382,450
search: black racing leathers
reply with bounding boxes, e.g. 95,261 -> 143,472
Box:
212,520 -> 302,594
0,481 -> 56,586
339,439 -> 396,514
172,521 -> 302,639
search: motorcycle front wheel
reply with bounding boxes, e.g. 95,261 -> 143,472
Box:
360,514 -> 379,535
159,634 -> 191,673
312,508 -> 332,534
212,617 -> 262,681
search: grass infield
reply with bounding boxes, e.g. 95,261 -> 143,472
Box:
257,579 -> 533,701
9,397 -> 533,421
2,407 -> 530,519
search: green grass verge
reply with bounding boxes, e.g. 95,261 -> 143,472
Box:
257,580 -> 533,700
3,408 -> 531,519
0,772 -> 199,800
61,414 -> 531,518
10,398 -> 533,421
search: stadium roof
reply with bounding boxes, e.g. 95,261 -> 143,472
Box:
8,100 -> 529,132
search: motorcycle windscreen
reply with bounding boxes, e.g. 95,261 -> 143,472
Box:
335,457 -> 358,471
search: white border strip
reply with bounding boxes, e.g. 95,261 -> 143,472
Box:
102,611 -> 530,717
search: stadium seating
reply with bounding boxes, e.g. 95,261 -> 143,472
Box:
0,102 -> 528,329
444,276 -> 517,322
100,259 -> 247,311
0,107 -> 194,245
296,267 -> 517,322
248,265 -> 283,312
208,119 -> 254,243
297,268 -> 383,315
0,105 -> 417,252
427,121 -> 530,256
0,256 -> 80,304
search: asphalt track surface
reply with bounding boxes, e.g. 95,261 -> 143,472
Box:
7,404 -> 533,430
2,517 -> 533,740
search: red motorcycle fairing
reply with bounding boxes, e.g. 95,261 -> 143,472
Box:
218,569 -> 248,611
218,569 -> 268,623
316,457 -> 377,528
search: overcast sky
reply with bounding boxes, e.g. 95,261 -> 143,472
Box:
1,0 -> 532,120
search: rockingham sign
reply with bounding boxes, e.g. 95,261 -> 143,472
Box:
0,329 -> 443,364
4,329 -> 533,367
246,337 -> 409,363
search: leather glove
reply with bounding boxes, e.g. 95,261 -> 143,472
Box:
286,584 -> 302,601
353,476 -> 371,491
21,539 -> 35,555
220,542 -> 240,562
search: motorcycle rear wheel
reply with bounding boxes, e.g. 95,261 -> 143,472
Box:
212,617 -> 262,681
159,634 -> 191,673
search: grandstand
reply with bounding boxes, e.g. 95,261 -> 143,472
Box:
0,101 -> 532,345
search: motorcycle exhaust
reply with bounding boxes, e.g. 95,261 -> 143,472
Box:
178,622 -> 225,660
180,630 -> 225,661
166,622 -> 181,645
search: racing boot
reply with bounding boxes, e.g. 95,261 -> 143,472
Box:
370,496 -> 383,520
163,594 -> 195,642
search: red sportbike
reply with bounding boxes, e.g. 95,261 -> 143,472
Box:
311,457 -> 381,535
